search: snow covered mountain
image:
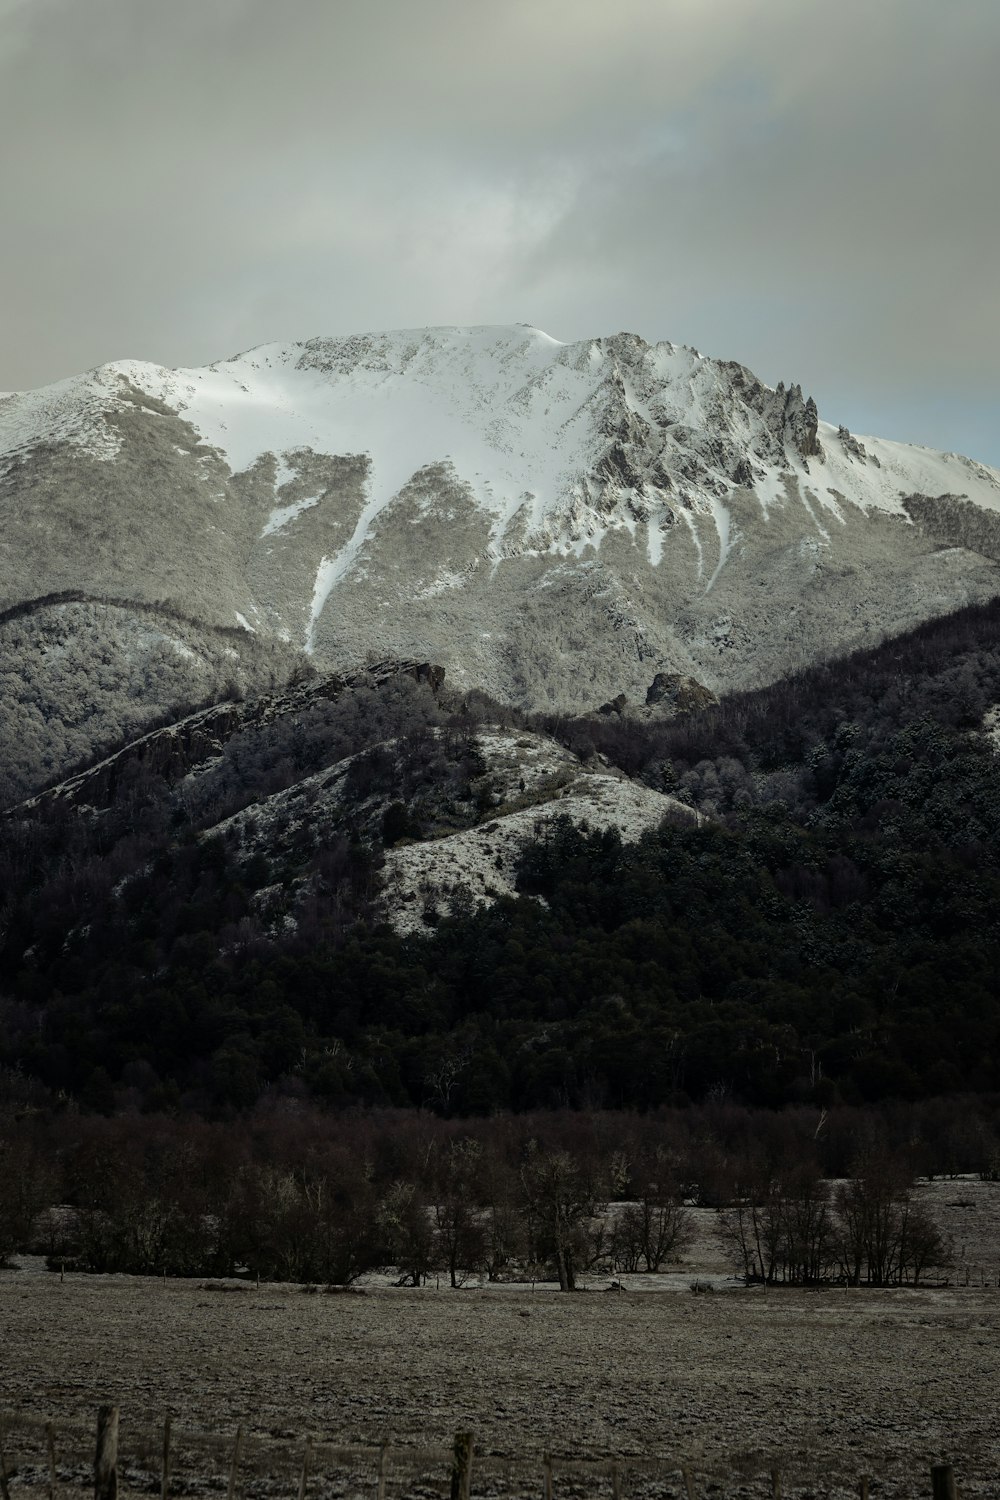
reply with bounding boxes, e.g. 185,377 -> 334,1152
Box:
4,323 -> 1000,798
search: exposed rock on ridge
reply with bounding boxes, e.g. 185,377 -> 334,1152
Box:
4,323 -> 1000,796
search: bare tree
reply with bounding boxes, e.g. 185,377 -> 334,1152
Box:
779,1165 -> 834,1285
834,1146 -> 913,1286
520,1142 -> 605,1291
0,1136 -> 58,1265
432,1138 -> 487,1287
717,1155 -> 832,1285
478,1144 -> 520,1282
614,1151 -> 693,1273
717,1153 -> 784,1284
377,1181 -> 436,1286
835,1147 -> 950,1286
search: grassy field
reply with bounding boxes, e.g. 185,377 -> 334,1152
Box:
1,1180 -> 998,1500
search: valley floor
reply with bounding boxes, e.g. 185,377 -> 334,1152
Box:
2,1190 -> 999,1500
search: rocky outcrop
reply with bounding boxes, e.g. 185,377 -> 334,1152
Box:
780,383 -> 822,461
4,323 -> 1000,799
646,673 -> 719,713
838,425 -> 879,466
717,365 -> 821,467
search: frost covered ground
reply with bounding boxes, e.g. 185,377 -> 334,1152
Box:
1,1182 -> 998,1500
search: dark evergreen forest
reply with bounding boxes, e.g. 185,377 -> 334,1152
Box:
4,597 -> 1000,1119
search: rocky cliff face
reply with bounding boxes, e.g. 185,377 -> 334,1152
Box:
3,323 -> 1000,798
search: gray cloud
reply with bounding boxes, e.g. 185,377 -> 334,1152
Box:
2,0 -> 998,463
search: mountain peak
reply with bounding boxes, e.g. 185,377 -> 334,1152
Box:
4,323 -> 1000,802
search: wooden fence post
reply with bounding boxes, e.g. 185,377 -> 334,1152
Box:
46,1421 -> 58,1500
95,1405 -> 119,1500
542,1451 -> 553,1500
681,1467 -> 695,1500
450,1433 -> 473,1500
858,1478 -> 870,1500
297,1438 -> 312,1500
610,1460 -> 622,1500
227,1426 -> 244,1500
161,1417 -> 172,1500
931,1464 -> 957,1500
0,1425 -> 12,1500
770,1469 -> 782,1500
376,1442 -> 389,1500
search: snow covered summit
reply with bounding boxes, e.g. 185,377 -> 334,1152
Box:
4,322 -> 1000,797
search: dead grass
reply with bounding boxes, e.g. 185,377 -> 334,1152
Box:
2,1272 -> 999,1499
1,1180 -> 998,1500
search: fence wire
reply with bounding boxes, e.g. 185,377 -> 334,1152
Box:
0,1409 -> 960,1500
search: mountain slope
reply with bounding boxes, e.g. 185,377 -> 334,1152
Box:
4,324 -> 1000,799
200,720 -> 700,938
7,600 -> 1000,1114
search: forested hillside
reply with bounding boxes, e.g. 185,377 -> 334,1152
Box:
3,598 -> 1000,1119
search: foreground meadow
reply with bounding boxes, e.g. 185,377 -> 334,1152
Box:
2,1279 -> 999,1497
1,1181 -> 998,1500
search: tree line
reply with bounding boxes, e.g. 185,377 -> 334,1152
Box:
0,1099 -> 985,1287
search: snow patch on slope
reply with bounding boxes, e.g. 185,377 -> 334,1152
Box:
705,499 -> 733,593
818,420 -> 1000,516
413,570 -> 468,600
6,326 -> 1000,620
381,748 -> 701,935
0,374 -> 125,473
306,478 -> 397,651
262,494 -> 320,537
199,723 -> 702,938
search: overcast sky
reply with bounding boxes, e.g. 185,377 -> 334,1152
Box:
3,0 -> 998,464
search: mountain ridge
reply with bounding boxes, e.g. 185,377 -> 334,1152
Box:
4,323 -> 1000,799
6,594 -> 1000,1114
